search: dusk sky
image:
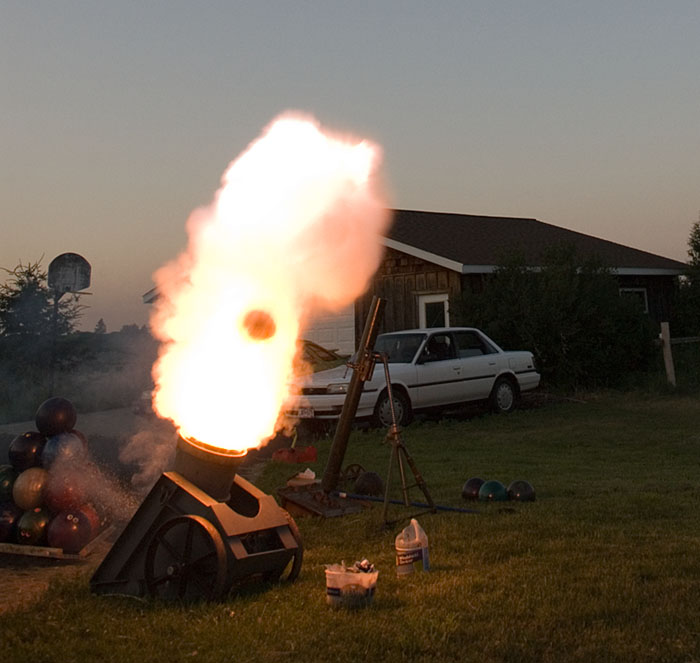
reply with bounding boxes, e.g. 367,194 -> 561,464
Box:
2,2 -> 699,332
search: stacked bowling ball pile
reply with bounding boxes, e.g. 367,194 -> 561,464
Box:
461,476 -> 536,503
0,397 -> 103,554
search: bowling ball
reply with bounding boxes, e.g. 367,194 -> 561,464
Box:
69,428 -> 89,452
47,510 -> 92,553
478,479 -> 508,502
242,310 -> 276,340
353,471 -> 384,496
0,464 -> 18,502
0,501 -> 23,542
507,479 -> 536,502
41,432 -> 87,469
12,467 -> 49,510
8,431 -> 47,472
76,503 -> 101,538
17,507 -> 50,546
461,477 -> 485,501
35,397 -> 77,437
44,469 -> 88,513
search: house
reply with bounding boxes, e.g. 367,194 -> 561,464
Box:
343,210 -> 686,351
144,209 -> 687,354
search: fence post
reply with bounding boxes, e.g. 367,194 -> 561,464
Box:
660,321 -> 676,387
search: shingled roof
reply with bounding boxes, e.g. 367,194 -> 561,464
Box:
384,209 -> 686,275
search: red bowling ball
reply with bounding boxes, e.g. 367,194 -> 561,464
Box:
44,469 -> 88,513
47,510 -> 92,553
76,503 -> 101,537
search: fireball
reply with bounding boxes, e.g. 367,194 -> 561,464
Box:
150,113 -> 391,452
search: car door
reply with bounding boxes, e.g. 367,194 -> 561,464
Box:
413,332 -> 465,407
452,330 -> 502,399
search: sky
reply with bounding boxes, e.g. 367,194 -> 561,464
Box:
2,1 -> 699,332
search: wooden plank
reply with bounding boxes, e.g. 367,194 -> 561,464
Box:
0,525 -> 115,561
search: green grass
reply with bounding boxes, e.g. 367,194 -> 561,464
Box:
2,393 -> 700,662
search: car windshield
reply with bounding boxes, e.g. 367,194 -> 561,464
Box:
374,333 -> 426,363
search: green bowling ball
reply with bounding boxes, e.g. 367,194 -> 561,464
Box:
478,479 -> 508,502
0,464 -> 18,502
17,507 -> 51,546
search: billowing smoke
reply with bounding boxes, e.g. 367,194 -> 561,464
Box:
149,113 -> 391,452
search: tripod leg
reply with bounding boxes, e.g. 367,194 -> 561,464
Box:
382,443 -> 397,523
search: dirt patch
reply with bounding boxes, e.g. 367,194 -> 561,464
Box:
0,529 -> 118,615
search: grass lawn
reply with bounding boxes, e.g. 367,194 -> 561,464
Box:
2,392 -> 700,662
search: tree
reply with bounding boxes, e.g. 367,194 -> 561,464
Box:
0,259 -> 84,337
671,217 -> 700,336
453,244 -> 656,389
94,318 -> 107,334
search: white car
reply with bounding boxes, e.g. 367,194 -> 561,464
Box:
286,327 -> 540,427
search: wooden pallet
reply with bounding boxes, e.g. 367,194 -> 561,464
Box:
0,524 -> 115,561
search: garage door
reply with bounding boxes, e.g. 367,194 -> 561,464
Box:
303,303 -> 356,354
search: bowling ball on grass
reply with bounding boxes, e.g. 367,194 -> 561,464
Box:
47,510 -> 92,553
44,469 -> 88,513
12,467 -> 49,510
0,464 -> 18,502
41,432 -> 87,469
461,477 -> 485,501
478,479 -> 508,502
35,397 -> 77,437
353,471 -> 385,496
17,507 -> 50,546
0,501 -> 23,542
507,479 -> 536,502
8,432 -> 47,472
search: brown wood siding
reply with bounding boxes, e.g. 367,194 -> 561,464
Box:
356,248 -> 462,341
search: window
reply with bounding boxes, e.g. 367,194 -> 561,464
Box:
619,287 -> 649,313
418,293 -> 450,328
420,333 -> 456,362
453,330 -> 497,357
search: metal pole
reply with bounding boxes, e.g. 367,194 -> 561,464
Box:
321,296 -> 385,493
48,290 -> 63,397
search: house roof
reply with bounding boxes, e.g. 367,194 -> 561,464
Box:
384,209 -> 687,276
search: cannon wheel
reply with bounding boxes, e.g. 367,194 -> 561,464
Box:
145,514 -> 228,601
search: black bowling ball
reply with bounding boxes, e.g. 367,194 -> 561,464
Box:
35,397 -> 77,437
461,477 -> 485,501
8,431 -> 47,472
507,479 -> 536,502
353,471 -> 384,496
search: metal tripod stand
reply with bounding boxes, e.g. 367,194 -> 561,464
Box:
376,352 -> 436,525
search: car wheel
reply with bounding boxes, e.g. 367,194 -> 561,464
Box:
490,377 -> 519,414
373,389 -> 413,428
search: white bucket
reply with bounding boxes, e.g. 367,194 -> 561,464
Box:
325,567 -> 378,608
395,518 -> 429,576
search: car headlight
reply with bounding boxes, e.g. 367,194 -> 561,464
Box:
327,383 -> 349,394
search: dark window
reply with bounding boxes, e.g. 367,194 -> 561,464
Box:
453,330 -> 497,358
424,301 -> 446,327
420,333 -> 457,362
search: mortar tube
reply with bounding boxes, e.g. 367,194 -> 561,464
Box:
321,296 -> 385,493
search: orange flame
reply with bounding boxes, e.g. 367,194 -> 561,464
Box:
150,113 -> 391,452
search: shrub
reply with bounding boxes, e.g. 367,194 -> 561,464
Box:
453,244 -> 657,389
